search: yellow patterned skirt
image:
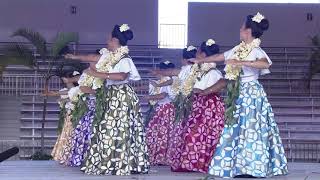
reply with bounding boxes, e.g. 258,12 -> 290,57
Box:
51,114 -> 74,163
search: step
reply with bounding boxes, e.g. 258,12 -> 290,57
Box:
21,117 -> 59,122
20,126 -> 57,130
20,135 -> 58,139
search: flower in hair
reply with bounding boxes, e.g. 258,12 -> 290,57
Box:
252,12 -> 265,23
206,39 -> 215,46
187,45 -> 196,52
119,24 -> 130,32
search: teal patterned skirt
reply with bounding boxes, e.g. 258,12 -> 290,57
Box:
208,80 -> 288,178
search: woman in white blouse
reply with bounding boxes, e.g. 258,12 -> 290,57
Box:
192,13 -> 288,178
170,39 -> 226,173
145,61 -> 176,166
65,24 -> 149,175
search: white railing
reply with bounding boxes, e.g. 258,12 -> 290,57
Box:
0,74 -> 152,97
0,73 -> 62,96
159,24 -> 186,49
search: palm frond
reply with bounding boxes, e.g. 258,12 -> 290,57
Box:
11,28 -> 47,59
0,44 -> 35,76
51,32 -> 79,58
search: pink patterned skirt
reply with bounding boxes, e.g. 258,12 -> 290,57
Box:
170,93 -> 225,173
146,103 -> 175,165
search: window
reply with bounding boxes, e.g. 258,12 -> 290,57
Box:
158,0 -> 319,49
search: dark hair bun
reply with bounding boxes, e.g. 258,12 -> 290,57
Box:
123,30 -> 133,41
259,19 -> 269,31
182,47 -> 197,59
245,14 -> 269,38
159,61 -> 175,70
200,41 -> 219,57
167,62 -> 175,69
112,24 -> 134,46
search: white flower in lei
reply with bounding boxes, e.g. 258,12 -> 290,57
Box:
77,46 -> 129,91
70,45 -> 130,106
201,63 -> 216,72
77,73 -> 95,87
60,94 -> 68,100
93,46 -> 129,89
172,63 -> 214,97
224,38 -> 261,80
68,86 -> 83,102
181,64 -> 200,97
149,77 -> 168,105
171,78 -> 181,96
65,101 -> 75,114
252,12 -> 265,23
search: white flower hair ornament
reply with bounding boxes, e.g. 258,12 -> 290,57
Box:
73,71 -> 80,76
206,39 -> 216,46
187,45 -> 197,52
163,60 -> 171,65
119,24 -> 130,32
252,12 -> 265,23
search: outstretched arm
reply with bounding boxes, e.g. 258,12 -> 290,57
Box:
84,68 -> 129,81
64,54 -> 101,62
151,79 -> 173,88
62,76 -> 80,84
226,58 -> 270,69
190,53 -> 225,64
150,68 -> 181,77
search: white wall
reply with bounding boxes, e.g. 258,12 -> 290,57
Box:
0,0 -> 158,45
188,3 -> 320,47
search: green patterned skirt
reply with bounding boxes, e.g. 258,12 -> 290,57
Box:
81,84 -> 149,175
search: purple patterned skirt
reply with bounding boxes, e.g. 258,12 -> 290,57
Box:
66,97 -> 96,167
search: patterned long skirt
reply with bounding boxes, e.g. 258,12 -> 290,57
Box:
208,80 -> 288,178
146,103 -> 175,165
171,93 -> 225,173
63,98 -> 96,166
81,84 -> 149,175
167,120 -> 187,168
51,114 -> 74,163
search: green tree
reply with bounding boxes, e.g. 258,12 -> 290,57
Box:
0,28 -> 80,155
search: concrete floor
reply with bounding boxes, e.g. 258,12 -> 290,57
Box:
0,161 -> 320,180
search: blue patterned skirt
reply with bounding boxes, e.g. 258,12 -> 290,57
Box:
208,80 -> 288,178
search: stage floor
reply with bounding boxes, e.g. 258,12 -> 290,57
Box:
0,161 -> 320,180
